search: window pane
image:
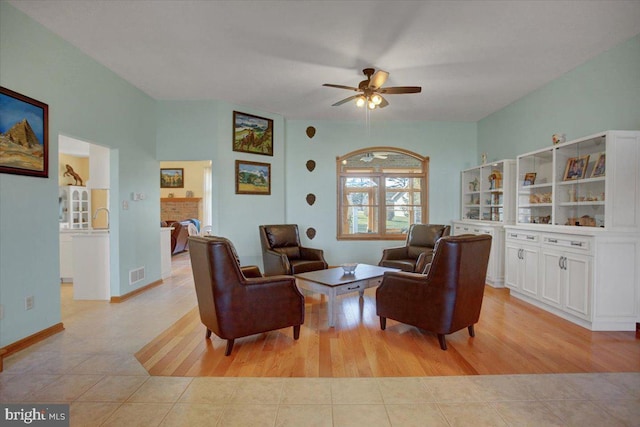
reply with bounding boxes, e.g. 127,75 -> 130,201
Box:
385,207 -> 409,234
344,206 -> 379,234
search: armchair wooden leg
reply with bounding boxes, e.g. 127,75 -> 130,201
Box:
437,334 -> 447,350
293,325 -> 301,340
225,339 -> 235,356
380,317 -> 386,330
205,329 -> 212,339
468,325 -> 475,337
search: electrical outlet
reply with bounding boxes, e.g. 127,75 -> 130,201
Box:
122,200 -> 129,210
25,296 -> 34,310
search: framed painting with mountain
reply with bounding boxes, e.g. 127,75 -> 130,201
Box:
0,87 -> 49,178
233,111 -> 273,156
235,160 -> 270,195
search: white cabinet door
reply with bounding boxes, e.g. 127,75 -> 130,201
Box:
520,246 -> 539,298
505,244 -> 521,291
564,253 -> 591,319
540,250 -> 563,308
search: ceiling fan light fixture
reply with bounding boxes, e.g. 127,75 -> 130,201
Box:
371,94 -> 382,105
355,96 -> 366,108
368,100 -> 376,110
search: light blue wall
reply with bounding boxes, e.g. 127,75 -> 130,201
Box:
156,101 -> 286,267
2,0 -> 638,349
478,34 -> 640,160
0,2 -> 160,346
284,120 -> 477,266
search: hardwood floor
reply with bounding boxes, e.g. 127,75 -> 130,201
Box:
135,258 -> 640,377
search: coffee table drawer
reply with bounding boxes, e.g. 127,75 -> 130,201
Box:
368,277 -> 383,287
336,280 -> 366,296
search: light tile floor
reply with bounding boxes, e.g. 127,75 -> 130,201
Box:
1,256 -> 639,426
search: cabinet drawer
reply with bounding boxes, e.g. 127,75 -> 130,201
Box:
542,234 -> 591,253
506,231 -> 539,243
336,281 -> 366,296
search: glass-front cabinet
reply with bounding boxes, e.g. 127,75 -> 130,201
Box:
456,159 -> 515,288
59,186 -> 91,229
516,148 -> 554,225
554,134 -> 606,227
461,160 -> 515,224
516,130 -> 638,230
506,130 -> 640,332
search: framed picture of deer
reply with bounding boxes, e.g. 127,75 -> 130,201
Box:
233,111 -> 273,156
0,86 -> 49,178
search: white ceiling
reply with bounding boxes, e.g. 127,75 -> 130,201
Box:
10,0 -> 640,122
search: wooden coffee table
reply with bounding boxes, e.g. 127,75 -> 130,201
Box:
295,264 -> 399,328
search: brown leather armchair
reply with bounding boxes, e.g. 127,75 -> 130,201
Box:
259,224 -> 328,276
188,236 -> 305,356
378,224 -> 451,272
164,220 -> 191,255
376,234 -> 492,350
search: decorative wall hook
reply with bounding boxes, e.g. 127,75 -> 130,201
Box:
306,227 -> 316,240
306,160 -> 316,172
306,126 -> 316,138
306,193 -> 316,206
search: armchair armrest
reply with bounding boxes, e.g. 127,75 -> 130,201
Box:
241,265 -> 263,278
379,246 -> 409,262
414,250 -> 435,274
300,246 -> 327,263
262,249 -> 291,276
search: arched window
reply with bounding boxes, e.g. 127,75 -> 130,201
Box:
336,147 -> 429,240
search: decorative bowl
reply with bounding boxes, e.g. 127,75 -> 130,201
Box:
341,263 -> 358,274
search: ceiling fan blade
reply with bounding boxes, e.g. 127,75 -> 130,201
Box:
323,83 -> 360,92
331,94 -> 360,106
378,96 -> 389,108
368,70 -> 389,90
379,86 -> 422,94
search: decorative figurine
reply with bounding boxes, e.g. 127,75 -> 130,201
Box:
63,164 -> 83,186
552,133 -> 566,145
481,152 -> 487,164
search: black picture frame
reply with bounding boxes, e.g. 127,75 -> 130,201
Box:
233,111 -> 273,156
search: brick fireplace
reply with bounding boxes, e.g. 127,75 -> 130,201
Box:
161,197 -> 202,222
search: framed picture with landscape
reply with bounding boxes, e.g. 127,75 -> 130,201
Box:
235,160 -> 270,195
233,111 -> 273,156
160,168 -> 184,188
0,86 -> 49,178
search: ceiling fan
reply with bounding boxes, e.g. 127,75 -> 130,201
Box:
323,68 -> 421,110
360,152 -> 389,162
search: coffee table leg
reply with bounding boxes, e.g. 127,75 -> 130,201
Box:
328,287 -> 337,327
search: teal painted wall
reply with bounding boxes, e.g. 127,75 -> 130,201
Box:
0,3 -> 159,346
2,0 -> 638,349
156,101 -> 286,267
478,34 -> 640,160
284,120 -> 477,266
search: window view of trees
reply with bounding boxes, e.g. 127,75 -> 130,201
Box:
337,148 -> 428,240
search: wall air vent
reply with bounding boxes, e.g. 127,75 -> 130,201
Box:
129,267 -> 145,285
